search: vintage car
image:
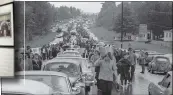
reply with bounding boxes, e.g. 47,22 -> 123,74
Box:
145,51 -> 164,66
1,79 -> 54,95
148,55 -> 172,74
15,71 -> 84,95
148,71 -> 172,95
42,55 -> 94,95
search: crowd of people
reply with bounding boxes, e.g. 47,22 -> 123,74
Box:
15,20 -> 149,95
85,43 -> 149,95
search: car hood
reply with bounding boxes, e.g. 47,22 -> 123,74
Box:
149,82 -> 167,93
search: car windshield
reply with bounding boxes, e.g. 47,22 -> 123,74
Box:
44,62 -> 80,77
17,75 -> 69,93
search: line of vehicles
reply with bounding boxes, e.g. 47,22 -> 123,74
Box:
2,45 -> 95,95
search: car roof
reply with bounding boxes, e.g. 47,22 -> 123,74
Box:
154,55 -> 169,59
57,53 -> 81,57
63,50 -> 80,53
2,79 -> 53,94
15,71 -> 68,78
164,54 -> 172,56
44,58 -> 80,66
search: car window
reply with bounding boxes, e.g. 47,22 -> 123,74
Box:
160,73 -> 172,88
17,75 -> 69,93
45,62 -> 80,76
156,58 -> 168,62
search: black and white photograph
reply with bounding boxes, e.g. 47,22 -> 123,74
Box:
2,1 -> 172,95
0,3 -> 14,46
0,13 -> 11,37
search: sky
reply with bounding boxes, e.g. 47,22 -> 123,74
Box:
49,2 -> 121,14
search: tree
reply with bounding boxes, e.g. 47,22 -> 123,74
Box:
131,2 -> 172,37
96,2 -> 118,29
113,2 -> 138,35
25,2 -> 81,42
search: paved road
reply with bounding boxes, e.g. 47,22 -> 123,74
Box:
89,26 -> 167,95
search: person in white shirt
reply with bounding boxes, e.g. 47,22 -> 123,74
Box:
94,52 -> 117,95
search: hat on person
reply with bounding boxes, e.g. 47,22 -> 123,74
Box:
128,47 -> 133,51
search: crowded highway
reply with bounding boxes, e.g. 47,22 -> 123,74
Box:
1,16 -> 172,95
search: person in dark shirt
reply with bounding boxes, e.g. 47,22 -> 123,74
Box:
32,54 -> 42,70
116,54 -> 131,90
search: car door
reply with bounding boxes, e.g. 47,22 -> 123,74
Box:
157,73 -> 172,95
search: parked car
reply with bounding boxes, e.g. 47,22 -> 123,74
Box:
42,55 -> 94,95
148,55 -> 172,74
145,51 -> 164,66
16,71 -> 83,95
1,79 -> 54,95
148,71 -> 172,95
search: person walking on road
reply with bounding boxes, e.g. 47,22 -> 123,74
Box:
128,48 -> 137,82
139,50 -> 146,74
41,45 -> 47,60
91,50 -> 101,88
116,54 -> 131,91
94,51 -> 117,95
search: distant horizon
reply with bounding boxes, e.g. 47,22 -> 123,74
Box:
49,2 -> 121,14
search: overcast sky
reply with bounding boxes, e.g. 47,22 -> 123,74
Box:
49,2 -> 121,13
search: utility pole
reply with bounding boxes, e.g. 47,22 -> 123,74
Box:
121,2 -> 123,48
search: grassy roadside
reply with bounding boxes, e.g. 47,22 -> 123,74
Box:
89,26 -> 172,54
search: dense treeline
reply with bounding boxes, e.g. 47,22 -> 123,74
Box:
96,1 -> 172,38
25,2 -> 81,41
